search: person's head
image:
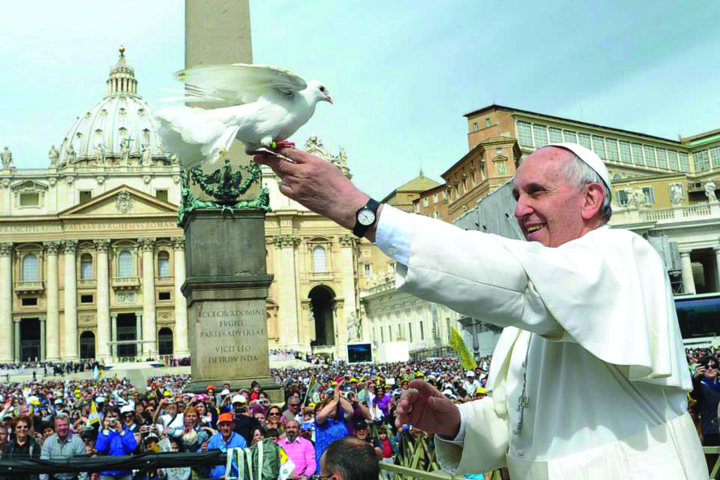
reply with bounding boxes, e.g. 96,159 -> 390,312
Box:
353,420 -> 369,441
320,437 -> 379,480
184,406 -> 199,427
121,406 -> 135,424
376,386 -> 385,399
287,398 -> 301,415
254,411 -> 266,425
513,145 -> 610,247
0,425 -> 7,445
55,414 -> 70,440
251,426 -> 265,445
251,380 -> 261,392
13,415 -> 31,441
168,436 -> 184,453
266,427 -> 279,444
217,413 -> 235,440
267,406 -> 282,423
195,402 -> 206,416
285,419 -> 300,441
42,424 -> 54,439
166,400 -> 177,415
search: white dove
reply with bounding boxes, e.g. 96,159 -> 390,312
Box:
155,63 -> 333,168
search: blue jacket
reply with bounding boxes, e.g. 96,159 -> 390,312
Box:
206,431 -> 247,479
95,425 -> 138,476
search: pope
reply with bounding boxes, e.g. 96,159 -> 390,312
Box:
254,143 -> 705,479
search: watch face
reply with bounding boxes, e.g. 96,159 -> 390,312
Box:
358,208 -> 376,226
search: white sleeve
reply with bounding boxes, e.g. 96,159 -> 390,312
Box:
374,204 -> 412,266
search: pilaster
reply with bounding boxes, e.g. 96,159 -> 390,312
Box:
95,240 -> 111,361
62,240 -> 79,360
0,243 -> 12,362
172,237 -> 190,356
139,237 -> 157,357
44,241 -> 60,361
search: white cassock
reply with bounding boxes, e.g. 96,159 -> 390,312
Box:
375,205 -> 706,480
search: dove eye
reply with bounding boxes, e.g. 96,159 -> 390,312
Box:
319,86 -> 326,92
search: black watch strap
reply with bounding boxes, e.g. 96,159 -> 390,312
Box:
352,198 -> 381,238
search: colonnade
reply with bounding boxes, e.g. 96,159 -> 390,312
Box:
0,236 -> 189,363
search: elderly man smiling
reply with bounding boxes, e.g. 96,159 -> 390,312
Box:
255,143 -> 705,479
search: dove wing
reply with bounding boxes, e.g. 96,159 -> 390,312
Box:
169,63 -> 307,108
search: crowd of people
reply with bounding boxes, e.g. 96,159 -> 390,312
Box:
0,350 -> 711,479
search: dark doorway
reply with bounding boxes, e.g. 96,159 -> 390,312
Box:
20,318 -> 40,362
158,328 -> 173,355
80,331 -> 96,359
309,285 -> 335,347
117,313 -> 138,358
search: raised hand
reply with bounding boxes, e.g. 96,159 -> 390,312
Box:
394,380 -> 461,439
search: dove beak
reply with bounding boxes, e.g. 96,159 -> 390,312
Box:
324,95 -> 334,104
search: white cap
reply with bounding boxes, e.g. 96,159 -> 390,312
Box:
231,394 -> 247,404
120,405 -> 134,415
220,388 -> 231,396
545,143 -> 611,193
54,398 -> 63,405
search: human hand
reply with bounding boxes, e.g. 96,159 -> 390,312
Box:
695,365 -> 707,379
253,148 -> 371,236
394,380 -> 461,439
201,441 -> 208,452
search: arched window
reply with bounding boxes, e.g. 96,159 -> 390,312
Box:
80,253 -> 93,280
313,246 -> 327,273
118,250 -> 133,278
22,254 -> 39,282
158,251 -> 170,277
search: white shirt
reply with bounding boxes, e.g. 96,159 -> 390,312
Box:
375,205 -> 705,479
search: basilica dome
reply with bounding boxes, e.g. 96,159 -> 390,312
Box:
55,47 -> 170,167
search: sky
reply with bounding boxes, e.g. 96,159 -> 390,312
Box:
1,1 -> 720,199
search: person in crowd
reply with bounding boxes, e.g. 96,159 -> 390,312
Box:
314,381 -> 353,473
3,415 -> 41,480
120,405 -> 139,435
95,406 -> 138,480
202,413 -> 247,480
283,397 -> 303,424
156,398 -> 184,439
250,426 -> 266,446
40,414 -> 89,480
230,395 -> 261,445
0,424 -> 8,452
278,419 -> 316,479
265,428 -> 280,444
157,437 -> 191,480
461,371 -> 481,397
179,406 -> 211,453
319,437 -> 380,480
265,405 -> 284,433
249,381 -> 263,401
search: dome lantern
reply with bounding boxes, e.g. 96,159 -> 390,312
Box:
106,45 -> 138,97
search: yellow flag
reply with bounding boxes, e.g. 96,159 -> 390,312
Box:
449,327 -> 477,371
89,401 -> 100,425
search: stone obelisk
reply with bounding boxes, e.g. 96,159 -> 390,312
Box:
183,0 -> 279,400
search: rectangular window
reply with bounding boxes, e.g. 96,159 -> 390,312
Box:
563,130 -> 578,144
616,190 -> 629,206
158,291 -> 171,301
364,264 -> 371,276
155,189 -> 169,202
578,133 -> 592,149
667,151 -> 679,171
694,150 -> 711,172
710,147 -> 720,169
423,197 -> 429,207
592,136 -> 606,159
442,191 -> 447,200
473,122 -> 478,132
79,191 -> 93,204
643,146 -> 657,168
388,325 -> 392,340
80,294 -> 93,304
532,124 -> 549,148
485,118 -> 491,128
408,322 -> 413,342
549,127 -> 563,144
656,149 -> 668,169
641,187 -> 655,204
678,152 -> 690,172
432,193 -> 438,204
22,297 -> 38,306
380,327 -> 384,343
517,121 -> 533,147
20,193 -> 39,207
81,258 -> 93,280
434,211 -> 439,219
631,143 -> 645,165
619,141 -> 632,164
420,321 -> 424,340
605,139 -> 620,162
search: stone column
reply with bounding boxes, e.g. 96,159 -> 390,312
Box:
110,314 -> 118,359
44,241 -> 61,361
0,243 -> 13,362
338,235 -> 358,357
95,240 -> 111,362
39,317 -> 46,361
680,251 -> 696,295
172,237 -> 190,357
14,319 -> 21,363
274,235 -> 301,348
136,313 -> 143,358
715,247 -> 720,289
139,238 -> 157,357
62,240 -> 79,360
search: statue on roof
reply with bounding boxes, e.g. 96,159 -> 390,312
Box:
2,147 -> 13,169
95,142 -> 107,165
48,145 -> 59,167
142,144 -> 152,166
120,137 -> 132,165
705,181 -> 718,204
65,144 -> 76,165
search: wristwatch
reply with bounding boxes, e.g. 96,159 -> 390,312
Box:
352,198 -> 381,238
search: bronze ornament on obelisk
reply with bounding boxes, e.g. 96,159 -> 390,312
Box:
181,0 -> 280,400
